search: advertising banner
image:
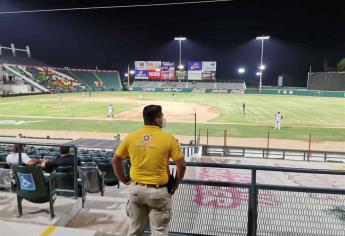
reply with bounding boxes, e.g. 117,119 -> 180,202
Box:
147,61 -> 161,70
202,71 -> 216,80
188,61 -> 202,71
148,70 -> 161,80
135,69 -> 148,79
202,61 -> 217,72
161,62 -> 175,71
135,61 -> 147,70
188,71 -> 202,80
161,71 -> 175,80
176,70 -> 187,80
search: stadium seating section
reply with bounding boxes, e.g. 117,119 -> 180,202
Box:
1,63 -> 123,93
0,144 -> 125,196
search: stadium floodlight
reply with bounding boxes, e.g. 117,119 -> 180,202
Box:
258,65 -> 266,70
174,37 -> 187,41
178,64 -> 184,70
256,72 -> 262,76
174,35 -> 187,70
124,73 -> 128,77
256,36 -> 270,40
129,70 -> 135,75
238,67 -> 245,74
256,35 -> 270,92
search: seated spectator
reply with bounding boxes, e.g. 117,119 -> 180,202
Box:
41,146 -> 78,171
6,144 -> 42,166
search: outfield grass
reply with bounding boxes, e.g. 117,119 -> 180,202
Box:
0,92 -> 344,141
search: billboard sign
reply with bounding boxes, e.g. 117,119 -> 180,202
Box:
202,61 -> 217,72
161,71 -> 175,80
188,71 -> 202,80
188,61 -> 202,71
202,71 -> 216,80
135,61 -> 147,70
147,61 -> 161,70
148,70 -> 161,79
176,70 -> 187,80
135,69 -> 148,79
161,62 -> 175,71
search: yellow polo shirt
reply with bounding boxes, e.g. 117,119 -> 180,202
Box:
115,125 -> 184,185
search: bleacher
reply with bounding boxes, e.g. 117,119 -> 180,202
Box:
65,70 -> 99,89
94,71 -> 122,91
24,66 -> 43,81
2,62 -> 123,94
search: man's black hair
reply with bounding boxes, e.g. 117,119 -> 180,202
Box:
143,105 -> 162,125
60,146 -> 70,155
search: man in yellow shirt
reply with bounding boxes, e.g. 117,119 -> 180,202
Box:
112,105 -> 186,236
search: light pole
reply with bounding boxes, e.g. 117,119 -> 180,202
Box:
256,35 -> 270,92
174,36 -> 187,70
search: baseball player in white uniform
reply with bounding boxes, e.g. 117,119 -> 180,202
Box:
58,95 -> 63,105
274,112 -> 283,130
107,104 -> 113,118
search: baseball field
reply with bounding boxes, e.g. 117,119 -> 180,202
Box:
0,91 -> 344,149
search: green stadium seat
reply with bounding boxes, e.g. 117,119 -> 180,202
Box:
78,165 -> 105,196
53,166 -> 86,207
12,165 -> 56,219
96,160 -> 120,188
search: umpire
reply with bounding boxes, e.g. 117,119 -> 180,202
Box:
112,105 -> 186,236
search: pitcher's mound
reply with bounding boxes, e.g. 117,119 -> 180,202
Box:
117,100 -> 218,123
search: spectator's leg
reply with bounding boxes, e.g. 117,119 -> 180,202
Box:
147,189 -> 172,236
127,186 -> 148,236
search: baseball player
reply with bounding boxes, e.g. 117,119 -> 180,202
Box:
107,104 -> 113,118
274,111 -> 283,130
58,95 -> 63,105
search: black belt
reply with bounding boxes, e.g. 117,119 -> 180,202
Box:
134,182 -> 167,189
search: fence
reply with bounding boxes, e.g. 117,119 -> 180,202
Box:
203,145 -> 345,163
167,162 -> 345,236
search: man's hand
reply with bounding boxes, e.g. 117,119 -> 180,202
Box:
125,180 -> 132,185
172,158 -> 186,193
112,156 -> 130,185
40,160 -> 48,169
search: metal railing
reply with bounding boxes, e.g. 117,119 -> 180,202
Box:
168,162 -> 345,236
203,145 -> 345,163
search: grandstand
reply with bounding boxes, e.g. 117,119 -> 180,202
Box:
55,69 -> 122,91
94,71 -> 123,91
1,63 -> 123,95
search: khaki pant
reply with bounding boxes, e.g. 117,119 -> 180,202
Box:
127,183 -> 172,236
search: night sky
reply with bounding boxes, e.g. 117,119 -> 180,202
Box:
0,0 -> 344,86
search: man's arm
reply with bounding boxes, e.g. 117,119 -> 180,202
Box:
172,158 -> 186,193
22,154 -> 42,167
26,159 -> 42,167
112,155 -> 131,185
